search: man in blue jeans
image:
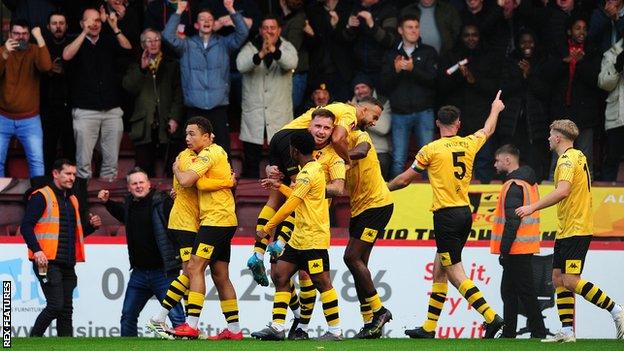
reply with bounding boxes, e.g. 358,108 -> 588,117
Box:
98,167 -> 184,336
380,13 -> 437,178
0,20 -> 52,178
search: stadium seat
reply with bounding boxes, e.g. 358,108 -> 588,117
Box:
0,201 -> 25,227
119,132 -> 135,157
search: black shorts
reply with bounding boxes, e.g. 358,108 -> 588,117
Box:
349,204 -> 394,244
278,244 -> 330,275
433,206 -> 472,267
553,235 -> 592,274
170,229 -> 197,262
192,226 -> 237,262
269,129 -> 305,185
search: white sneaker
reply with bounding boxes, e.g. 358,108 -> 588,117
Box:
614,309 -> 624,339
146,318 -> 174,340
541,330 -> 576,343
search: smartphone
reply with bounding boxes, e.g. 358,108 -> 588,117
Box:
17,40 -> 28,51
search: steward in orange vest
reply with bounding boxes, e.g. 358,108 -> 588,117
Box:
490,178 -> 541,256
20,159 -> 100,337
491,147 -> 546,339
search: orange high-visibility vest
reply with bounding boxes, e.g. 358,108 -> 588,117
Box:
28,186 -> 85,262
490,179 -> 540,254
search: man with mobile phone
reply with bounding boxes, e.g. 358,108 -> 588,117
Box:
0,19 -> 52,180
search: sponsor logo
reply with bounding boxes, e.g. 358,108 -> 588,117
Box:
565,259 -> 582,274
360,228 -> 378,243
196,243 -> 214,260
308,259 -> 323,274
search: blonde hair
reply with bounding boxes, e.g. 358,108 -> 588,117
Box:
550,119 -> 579,141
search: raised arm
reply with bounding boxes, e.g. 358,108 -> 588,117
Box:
478,90 -> 505,138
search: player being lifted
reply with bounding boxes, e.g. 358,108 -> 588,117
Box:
252,130 -> 344,341
259,109 -> 347,340
247,98 -> 383,286
516,119 -> 624,342
344,129 -> 394,339
387,91 -> 506,339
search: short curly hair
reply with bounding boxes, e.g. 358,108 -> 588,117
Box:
550,119 -> 579,141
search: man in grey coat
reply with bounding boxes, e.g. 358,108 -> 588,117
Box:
163,0 -> 248,155
598,38 -> 624,181
236,16 -> 298,178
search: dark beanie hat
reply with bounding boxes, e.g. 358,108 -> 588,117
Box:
352,73 -> 374,90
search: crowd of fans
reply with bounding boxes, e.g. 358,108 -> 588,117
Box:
1,0 -> 624,186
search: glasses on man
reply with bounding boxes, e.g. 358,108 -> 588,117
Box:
143,38 -> 161,44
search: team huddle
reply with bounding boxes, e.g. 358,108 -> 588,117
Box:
144,90 -> 624,341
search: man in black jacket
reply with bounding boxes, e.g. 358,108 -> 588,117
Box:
381,13 -> 437,178
97,167 -> 184,337
492,145 -> 546,339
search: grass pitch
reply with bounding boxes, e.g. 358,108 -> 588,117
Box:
8,337 -> 623,351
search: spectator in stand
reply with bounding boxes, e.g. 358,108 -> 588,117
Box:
279,0 -> 311,112
163,0 -> 249,155
350,73 -> 392,180
299,82 -> 332,113
0,20 -> 52,179
498,29 -> 552,182
21,159 -> 101,337
237,16 -> 298,178
41,11 -> 75,175
462,0 -> 530,58
145,0 -> 195,37
381,13 -> 437,178
438,24 -> 501,183
341,0 -> 397,89
589,0 -> 624,53
400,0 -> 461,57
122,28 -> 184,178
550,18 -> 604,178
97,167 -> 185,336
306,0 -> 354,103
461,0 -> 497,26
62,8 -> 132,182
598,38 -> 624,181
1,0 -> 61,29
100,0 -> 143,55
520,0 -> 588,57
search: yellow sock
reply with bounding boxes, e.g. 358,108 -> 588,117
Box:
556,287 -> 575,328
458,279 -> 496,324
360,302 -> 373,324
299,278 -> 316,325
423,282 -> 448,332
575,279 -> 616,311
254,206 -> 276,255
186,291 -> 205,318
320,288 -> 340,327
365,293 -> 383,313
220,299 -> 239,323
162,274 -> 189,310
272,291 -> 291,325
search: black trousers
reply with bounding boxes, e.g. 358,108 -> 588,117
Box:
31,261 -> 77,337
187,106 -> 230,156
242,141 -> 262,178
41,103 -> 75,175
500,254 -> 547,338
